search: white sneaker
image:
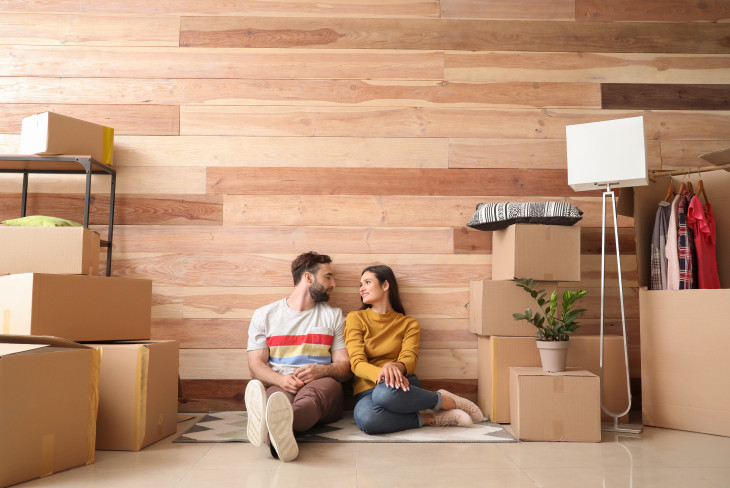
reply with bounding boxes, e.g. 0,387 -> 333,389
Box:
244,379 -> 267,446
431,409 -> 472,427
438,389 -> 485,423
266,392 -> 299,462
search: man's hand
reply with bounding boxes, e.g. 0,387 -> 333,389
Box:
292,364 -> 325,384
278,373 -> 306,394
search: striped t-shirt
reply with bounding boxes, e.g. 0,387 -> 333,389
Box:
247,298 -> 346,375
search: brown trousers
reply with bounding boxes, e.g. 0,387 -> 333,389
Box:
265,376 -> 344,432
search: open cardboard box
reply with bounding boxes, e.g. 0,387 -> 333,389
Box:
617,168 -> 730,437
0,335 -> 100,488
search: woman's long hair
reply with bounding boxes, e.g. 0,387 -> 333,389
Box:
359,265 -> 406,315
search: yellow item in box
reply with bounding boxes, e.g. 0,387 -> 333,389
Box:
509,367 -> 601,442
0,335 -> 100,488
20,112 -> 114,165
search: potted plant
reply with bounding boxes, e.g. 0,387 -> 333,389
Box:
512,277 -> 587,372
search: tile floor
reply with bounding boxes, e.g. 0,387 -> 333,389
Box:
18,415 -> 730,488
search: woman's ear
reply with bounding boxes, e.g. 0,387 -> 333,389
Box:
382,280 -> 390,291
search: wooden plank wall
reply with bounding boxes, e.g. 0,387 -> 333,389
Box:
0,1 -> 728,412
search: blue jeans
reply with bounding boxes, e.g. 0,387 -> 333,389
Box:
353,375 -> 442,435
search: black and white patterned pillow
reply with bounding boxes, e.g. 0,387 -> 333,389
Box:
467,201 -> 583,231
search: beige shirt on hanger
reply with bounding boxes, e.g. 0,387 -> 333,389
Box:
665,193 -> 681,290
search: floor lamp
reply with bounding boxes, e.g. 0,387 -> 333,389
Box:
566,116 -> 646,434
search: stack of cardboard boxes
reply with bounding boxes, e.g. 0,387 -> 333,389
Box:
471,223 -> 630,442
0,222 -> 178,486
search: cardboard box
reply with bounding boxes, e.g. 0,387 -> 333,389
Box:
569,335 -> 630,423
478,335 -> 630,423
618,169 -> 730,437
477,336 -> 541,423
469,279 -> 559,336
491,224 -> 581,281
93,341 -> 179,451
509,367 -> 601,442
20,112 -> 114,165
639,288 -> 730,437
0,226 -> 100,276
0,335 -> 100,488
0,273 -> 151,342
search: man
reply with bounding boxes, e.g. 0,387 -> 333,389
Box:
245,251 -> 351,462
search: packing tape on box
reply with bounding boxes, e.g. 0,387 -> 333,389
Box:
134,347 -> 150,450
552,376 -> 564,394
102,126 -> 114,165
552,420 -> 565,441
87,348 -> 101,465
490,339 -> 499,420
40,433 -> 55,478
2,310 -> 9,334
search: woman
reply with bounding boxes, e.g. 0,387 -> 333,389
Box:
345,265 -> 484,434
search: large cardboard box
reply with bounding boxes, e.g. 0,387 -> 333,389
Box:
569,335 -> 630,423
0,226 -> 100,276
20,112 -> 114,165
0,335 -> 100,488
509,367 -> 601,442
477,336 -> 541,423
93,341 -> 179,451
618,169 -> 730,437
491,224 -> 581,281
469,279 -> 559,336
478,335 -> 630,423
0,273 -> 151,341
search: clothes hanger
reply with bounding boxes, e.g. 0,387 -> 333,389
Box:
696,168 -> 709,205
678,173 -> 687,194
663,178 -> 677,202
685,170 -> 694,194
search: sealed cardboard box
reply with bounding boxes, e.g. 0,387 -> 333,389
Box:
569,335 -> 630,423
20,112 -> 114,165
0,273 -> 151,341
618,169 -> 730,437
0,226 -> 100,276
478,335 -> 630,423
491,224 -> 581,281
93,340 -> 179,451
509,367 -> 601,442
477,336 -> 541,423
0,335 -> 100,488
469,279 -> 559,336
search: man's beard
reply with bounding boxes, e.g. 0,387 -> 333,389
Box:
309,278 -> 331,302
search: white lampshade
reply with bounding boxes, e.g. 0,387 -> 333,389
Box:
566,116 -> 648,192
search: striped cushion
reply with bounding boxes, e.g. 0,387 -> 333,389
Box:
467,201 -> 583,231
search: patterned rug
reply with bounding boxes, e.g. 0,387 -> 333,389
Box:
173,411 -> 516,443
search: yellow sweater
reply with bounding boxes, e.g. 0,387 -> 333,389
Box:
345,308 -> 420,396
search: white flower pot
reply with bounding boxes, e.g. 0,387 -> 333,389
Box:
536,340 -> 570,372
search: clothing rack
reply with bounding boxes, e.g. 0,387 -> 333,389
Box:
649,162 -> 730,180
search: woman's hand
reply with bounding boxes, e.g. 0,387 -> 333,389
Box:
377,362 -> 410,391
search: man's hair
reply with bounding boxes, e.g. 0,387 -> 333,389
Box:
291,251 -> 333,286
